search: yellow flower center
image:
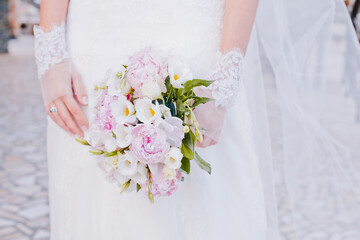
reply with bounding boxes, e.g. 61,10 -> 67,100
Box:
126,160 -> 131,165
125,107 -> 129,117
150,108 -> 155,117
174,74 -> 179,80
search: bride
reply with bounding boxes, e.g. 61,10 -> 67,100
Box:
34,0 -> 360,239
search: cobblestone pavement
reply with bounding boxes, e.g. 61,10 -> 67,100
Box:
0,36 -> 359,240
0,36 -> 49,240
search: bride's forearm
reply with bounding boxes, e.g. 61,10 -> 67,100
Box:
221,0 -> 259,54
39,0 -> 69,31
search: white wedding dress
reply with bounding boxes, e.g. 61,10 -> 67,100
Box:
46,0 -> 267,239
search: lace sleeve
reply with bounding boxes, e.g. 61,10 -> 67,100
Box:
208,48 -> 244,107
34,22 -> 69,80
33,22 -> 74,106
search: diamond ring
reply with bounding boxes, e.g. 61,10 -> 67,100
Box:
49,106 -> 58,113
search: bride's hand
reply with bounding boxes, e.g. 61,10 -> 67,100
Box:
194,88 -> 226,148
44,63 -> 89,138
34,23 -> 89,138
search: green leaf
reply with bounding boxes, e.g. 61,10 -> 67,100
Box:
192,97 -> 213,108
181,132 -> 195,159
183,79 -> 214,93
75,137 -> 90,145
176,99 -> 188,118
180,157 -> 191,174
136,183 -> 141,192
176,88 -> 184,98
89,149 -> 104,155
194,151 -> 212,174
120,180 -> 131,194
165,76 -> 171,92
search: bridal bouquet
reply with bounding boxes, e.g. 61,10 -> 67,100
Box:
76,47 -> 213,202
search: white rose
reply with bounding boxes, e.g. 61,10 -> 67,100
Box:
141,82 -> 162,100
162,164 -> 177,180
168,57 -> 194,89
110,95 -> 137,125
134,98 -> 161,124
113,125 -> 133,148
164,147 -> 183,169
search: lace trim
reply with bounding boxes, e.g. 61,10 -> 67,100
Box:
34,22 -> 69,80
208,48 -> 244,107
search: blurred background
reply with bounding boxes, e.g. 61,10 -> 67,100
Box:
0,1 -> 359,240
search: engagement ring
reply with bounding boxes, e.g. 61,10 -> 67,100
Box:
49,106 -> 58,113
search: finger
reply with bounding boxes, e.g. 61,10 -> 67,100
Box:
45,103 -> 72,135
54,98 -> 84,137
62,95 -> 89,130
71,65 -> 88,106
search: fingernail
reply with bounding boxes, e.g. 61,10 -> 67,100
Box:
82,96 -> 88,105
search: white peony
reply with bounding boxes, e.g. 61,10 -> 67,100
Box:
141,82 -> 162,100
164,147 -> 183,170
113,125 -> 133,148
117,151 -> 139,176
110,95 -> 137,125
134,98 -> 161,124
162,164 -> 177,180
168,57 -> 193,89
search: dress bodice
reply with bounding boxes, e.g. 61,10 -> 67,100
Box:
67,0 -> 225,86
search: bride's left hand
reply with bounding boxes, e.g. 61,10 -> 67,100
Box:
194,88 -> 226,148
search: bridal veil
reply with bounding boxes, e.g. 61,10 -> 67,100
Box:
247,0 -> 360,238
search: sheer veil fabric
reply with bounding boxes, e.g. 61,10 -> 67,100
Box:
248,0 -> 360,238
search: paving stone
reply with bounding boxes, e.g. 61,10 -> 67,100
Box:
0,218 -> 15,227
33,229 -> 50,239
15,223 -> 33,236
0,227 -> 16,236
17,204 -> 49,220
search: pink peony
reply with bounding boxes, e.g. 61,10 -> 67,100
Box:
126,47 -> 168,98
130,124 -> 170,164
142,169 -> 182,198
93,92 -> 118,132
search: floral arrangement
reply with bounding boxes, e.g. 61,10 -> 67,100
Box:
76,47 -> 212,202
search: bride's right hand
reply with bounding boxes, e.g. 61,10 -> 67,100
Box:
34,24 -> 89,137
42,61 -> 89,138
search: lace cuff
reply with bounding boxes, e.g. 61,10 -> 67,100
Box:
34,23 -> 69,80
208,48 -> 244,107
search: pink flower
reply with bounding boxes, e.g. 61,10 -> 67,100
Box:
126,47 -> 168,99
142,168 -> 182,198
130,124 -> 170,164
93,92 -> 117,132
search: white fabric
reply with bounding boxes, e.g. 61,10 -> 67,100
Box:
47,0 -> 267,239
34,23 -> 68,80
246,0 -> 360,239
